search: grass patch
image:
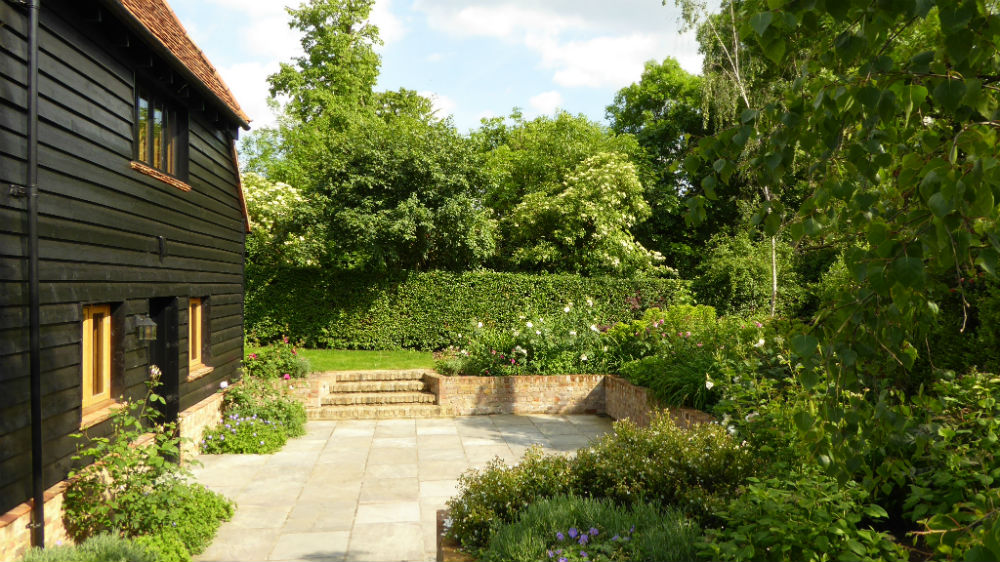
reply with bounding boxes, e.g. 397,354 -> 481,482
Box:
245,348 -> 435,372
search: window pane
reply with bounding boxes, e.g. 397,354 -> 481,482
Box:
137,94 -> 149,163
152,104 -> 164,169
164,108 -> 175,175
92,312 -> 104,395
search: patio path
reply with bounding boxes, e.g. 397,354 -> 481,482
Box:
190,414 -> 613,562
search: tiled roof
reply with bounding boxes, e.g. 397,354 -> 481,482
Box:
117,0 -> 250,125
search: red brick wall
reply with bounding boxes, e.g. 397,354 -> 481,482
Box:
429,373 -> 606,415
605,375 -> 713,428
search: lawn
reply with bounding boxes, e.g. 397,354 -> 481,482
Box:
296,348 -> 434,372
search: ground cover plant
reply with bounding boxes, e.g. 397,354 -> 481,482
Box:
63,377 -> 233,562
480,495 -> 700,562
200,368 -> 307,454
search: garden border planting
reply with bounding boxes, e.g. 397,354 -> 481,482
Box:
0,391 -> 228,562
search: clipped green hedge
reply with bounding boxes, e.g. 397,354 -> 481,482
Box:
246,269 -> 690,350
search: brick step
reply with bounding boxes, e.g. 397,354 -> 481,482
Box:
307,404 -> 444,420
334,380 -> 427,393
322,391 -> 437,406
327,370 -> 427,382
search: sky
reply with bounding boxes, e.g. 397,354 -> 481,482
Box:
168,0 -> 705,134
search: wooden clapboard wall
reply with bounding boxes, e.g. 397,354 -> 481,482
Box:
0,0 -> 247,513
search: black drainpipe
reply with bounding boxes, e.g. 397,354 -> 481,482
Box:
25,0 -> 45,549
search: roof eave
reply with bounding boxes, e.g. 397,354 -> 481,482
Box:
97,0 -> 251,130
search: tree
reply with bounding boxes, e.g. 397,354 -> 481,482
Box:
607,57 -> 725,275
505,152 -> 665,276
242,0 -> 498,273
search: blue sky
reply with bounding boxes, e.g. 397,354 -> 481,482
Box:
169,0 -> 704,134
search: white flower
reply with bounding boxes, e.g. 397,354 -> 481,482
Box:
477,322 -> 483,328
590,324 -> 599,332
745,412 -> 759,422
705,377 -> 714,390
569,330 -> 577,336
219,381 -> 229,389
754,338 -> 765,348
586,298 -> 594,307
526,321 -> 533,328
563,306 -> 571,313
535,330 -> 541,335
580,354 -> 588,362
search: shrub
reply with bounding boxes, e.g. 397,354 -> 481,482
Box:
132,533 -> 189,562
618,355 -> 720,410
200,413 -> 288,454
63,378 -> 233,560
481,495 -> 700,562
446,448 -> 573,550
19,534 -> 156,562
247,268 -> 690,349
701,467 -> 906,562
243,339 -> 309,379
571,414 -> 755,518
447,415 -> 756,551
223,377 -> 306,438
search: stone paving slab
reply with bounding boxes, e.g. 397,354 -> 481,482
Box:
191,414 -> 613,562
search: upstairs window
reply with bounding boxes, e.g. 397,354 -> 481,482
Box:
135,88 -> 187,179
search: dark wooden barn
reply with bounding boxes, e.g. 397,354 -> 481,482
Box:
0,0 -> 251,552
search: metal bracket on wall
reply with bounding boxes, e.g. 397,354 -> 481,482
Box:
9,184 -> 28,197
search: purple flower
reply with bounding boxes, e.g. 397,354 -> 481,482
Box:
580,552 -> 588,558
611,535 -> 620,541
259,440 -> 264,445
568,528 -> 578,539
589,527 -> 599,537
556,532 -> 565,541
547,550 -> 554,559
629,525 -> 635,534
578,535 -> 589,545
558,558 -> 567,562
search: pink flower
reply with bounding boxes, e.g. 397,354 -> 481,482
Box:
283,336 -> 289,343
755,321 -> 763,328
292,348 -> 297,355
510,358 -> 516,364
283,373 -> 290,380
249,353 -> 258,359
685,331 -> 691,337
491,350 -> 497,355
697,342 -> 703,347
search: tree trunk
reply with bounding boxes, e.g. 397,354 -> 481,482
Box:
770,235 -> 778,317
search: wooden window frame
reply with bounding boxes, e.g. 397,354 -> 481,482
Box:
188,297 -> 212,379
134,86 -> 188,183
82,304 -> 112,411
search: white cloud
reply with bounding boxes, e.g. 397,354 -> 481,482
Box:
528,91 -> 563,115
370,0 -> 406,44
426,52 -> 445,63
412,0 -> 703,88
217,61 -> 281,129
419,91 -> 457,118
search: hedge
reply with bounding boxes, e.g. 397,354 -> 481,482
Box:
246,269 -> 690,350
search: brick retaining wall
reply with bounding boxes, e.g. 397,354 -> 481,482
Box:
428,373 -> 606,416
1,392 -> 226,561
605,375 -> 714,428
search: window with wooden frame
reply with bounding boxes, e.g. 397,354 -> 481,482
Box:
135,87 -> 187,180
188,297 -> 210,377
82,304 -> 112,410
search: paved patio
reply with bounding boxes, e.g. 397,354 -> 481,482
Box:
190,414 -> 614,562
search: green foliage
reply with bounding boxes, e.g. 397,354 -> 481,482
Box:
247,269 -> 689,349
618,356 -> 719,411
243,339 -> 310,379
63,379 -> 232,560
571,415 -> 755,518
200,413 -> 288,454
692,232 -> 804,316
606,57 -> 717,275
481,496 -> 700,562
132,534 -> 189,562
447,448 -> 573,551
505,151 -> 663,276
436,301 -> 610,376
702,467 -> 906,562
447,415 -> 754,552
19,534 -> 157,562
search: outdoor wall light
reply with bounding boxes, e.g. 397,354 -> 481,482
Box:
135,314 -> 158,342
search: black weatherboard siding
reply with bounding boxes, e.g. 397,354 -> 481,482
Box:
0,0 -> 247,514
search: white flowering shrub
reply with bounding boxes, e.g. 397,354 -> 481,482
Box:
243,172 -> 324,267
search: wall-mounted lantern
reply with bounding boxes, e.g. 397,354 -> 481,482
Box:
135,314 -> 158,342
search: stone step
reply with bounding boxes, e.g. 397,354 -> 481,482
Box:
307,403 -> 444,420
329,370 -> 427,382
322,391 -> 437,406
334,380 -> 426,393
